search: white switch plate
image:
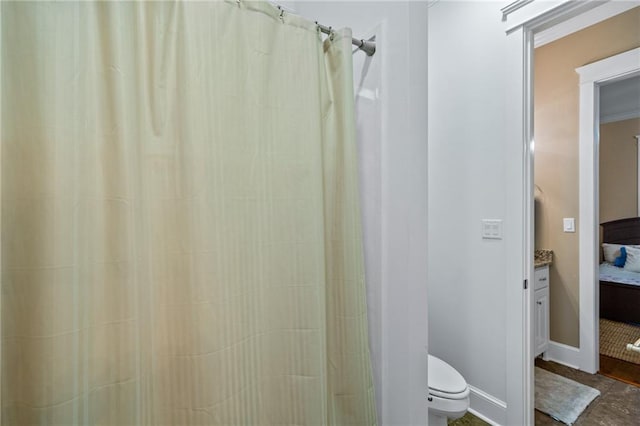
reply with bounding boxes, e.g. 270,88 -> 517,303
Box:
482,219 -> 503,239
563,217 -> 575,233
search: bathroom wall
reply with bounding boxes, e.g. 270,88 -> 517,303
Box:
599,118 -> 640,225
425,1 -> 591,423
285,2 -> 429,424
534,7 -> 640,347
428,1 -> 511,420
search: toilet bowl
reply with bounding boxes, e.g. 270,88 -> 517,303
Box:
428,354 -> 470,426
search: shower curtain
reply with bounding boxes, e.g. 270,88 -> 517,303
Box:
1,1 -> 376,424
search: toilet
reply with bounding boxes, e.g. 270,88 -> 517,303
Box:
428,354 -> 470,426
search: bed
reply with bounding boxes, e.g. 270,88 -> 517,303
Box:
600,217 -> 640,324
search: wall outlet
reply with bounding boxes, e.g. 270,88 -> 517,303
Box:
563,218 -> 575,233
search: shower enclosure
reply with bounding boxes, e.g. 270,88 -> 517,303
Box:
0,1 -> 377,424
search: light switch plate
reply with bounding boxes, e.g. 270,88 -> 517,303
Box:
482,219 -> 503,239
563,217 -> 575,233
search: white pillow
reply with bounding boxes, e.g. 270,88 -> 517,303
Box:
624,246 -> 640,272
602,243 -> 624,263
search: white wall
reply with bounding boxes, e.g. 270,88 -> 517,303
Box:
291,2 -> 429,425
428,2 -> 524,424
428,0 -> 507,397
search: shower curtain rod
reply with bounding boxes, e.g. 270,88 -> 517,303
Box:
316,23 -> 376,56
274,5 -> 376,56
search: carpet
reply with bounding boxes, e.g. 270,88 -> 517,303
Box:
600,318 -> 640,365
535,367 -> 600,425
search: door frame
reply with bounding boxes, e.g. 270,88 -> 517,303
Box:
502,0 -> 639,424
576,47 -> 640,374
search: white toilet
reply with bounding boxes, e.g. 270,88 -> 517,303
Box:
427,354 -> 470,426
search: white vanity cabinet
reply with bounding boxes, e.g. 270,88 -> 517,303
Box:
534,265 -> 550,358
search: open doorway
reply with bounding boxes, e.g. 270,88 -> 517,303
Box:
533,11 -> 640,374
577,55 -> 640,386
530,7 -> 640,425
595,75 -> 640,386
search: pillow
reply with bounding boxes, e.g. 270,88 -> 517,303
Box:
602,243 -> 624,263
613,246 -> 627,267
624,246 -> 640,273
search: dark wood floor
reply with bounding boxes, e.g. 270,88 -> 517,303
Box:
599,354 -> 640,387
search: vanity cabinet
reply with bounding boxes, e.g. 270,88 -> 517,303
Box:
534,265 -> 550,358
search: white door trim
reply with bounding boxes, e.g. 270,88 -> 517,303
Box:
533,1 -> 640,48
576,47 -> 640,374
504,23 -> 532,426
502,1 -> 637,423
637,135 -> 640,217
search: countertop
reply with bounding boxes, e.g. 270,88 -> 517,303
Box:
534,249 -> 553,268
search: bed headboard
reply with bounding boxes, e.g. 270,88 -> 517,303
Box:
601,217 -> 640,245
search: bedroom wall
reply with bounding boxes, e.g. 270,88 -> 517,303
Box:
600,118 -> 640,225
534,7 -> 640,347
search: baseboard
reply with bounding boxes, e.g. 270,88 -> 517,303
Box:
468,385 -> 506,426
544,341 -> 580,370
466,342 -> 582,425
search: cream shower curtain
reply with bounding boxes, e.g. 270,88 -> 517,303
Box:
1,1 -> 376,424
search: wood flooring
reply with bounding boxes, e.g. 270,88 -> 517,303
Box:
599,354 -> 640,387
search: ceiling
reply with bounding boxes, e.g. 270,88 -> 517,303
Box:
600,75 -> 640,124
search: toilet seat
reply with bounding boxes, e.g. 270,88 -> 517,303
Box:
429,386 -> 470,400
428,355 -> 469,400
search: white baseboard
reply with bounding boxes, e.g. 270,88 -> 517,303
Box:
544,341 -> 580,370
468,385 -> 506,426
466,342 -> 582,425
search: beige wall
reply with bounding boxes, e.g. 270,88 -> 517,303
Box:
600,118 -> 640,224
534,7 -> 640,347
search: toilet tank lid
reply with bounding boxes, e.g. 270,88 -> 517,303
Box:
428,355 -> 468,395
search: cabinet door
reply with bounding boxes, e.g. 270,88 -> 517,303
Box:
534,288 -> 549,357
